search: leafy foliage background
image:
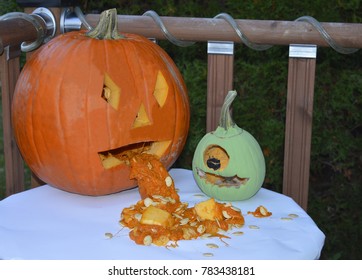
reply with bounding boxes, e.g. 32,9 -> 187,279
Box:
1,0 -> 361,259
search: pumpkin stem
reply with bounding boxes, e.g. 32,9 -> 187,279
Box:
219,90 -> 237,130
86,8 -> 124,40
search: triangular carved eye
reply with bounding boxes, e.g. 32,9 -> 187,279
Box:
101,73 -> 121,110
133,103 -> 151,128
153,71 -> 168,107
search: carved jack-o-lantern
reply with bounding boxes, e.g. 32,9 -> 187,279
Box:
12,9 -> 190,195
192,90 -> 265,201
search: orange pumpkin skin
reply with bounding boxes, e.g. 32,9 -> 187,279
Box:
12,30 -> 190,195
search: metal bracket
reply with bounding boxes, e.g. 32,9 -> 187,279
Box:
60,7 -> 82,33
289,44 -> 317,58
0,8 -> 56,52
60,7 -> 92,33
32,7 -> 56,43
207,41 -> 234,55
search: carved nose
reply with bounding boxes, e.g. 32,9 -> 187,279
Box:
207,157 -> 221,170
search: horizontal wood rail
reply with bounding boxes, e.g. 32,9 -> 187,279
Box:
2,13 -> 362,52
86,14 -> 362,48
0,18 -> 43,54
1,8 -> 361,210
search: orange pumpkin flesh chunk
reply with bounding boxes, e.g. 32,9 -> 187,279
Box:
120,153 -> 245,246
194,198 -> 223,221
140,205 -> 174,227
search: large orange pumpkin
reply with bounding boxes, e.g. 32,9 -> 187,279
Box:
12,9 -> 190,195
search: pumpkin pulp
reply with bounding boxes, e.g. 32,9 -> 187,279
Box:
120,154 -> 245,247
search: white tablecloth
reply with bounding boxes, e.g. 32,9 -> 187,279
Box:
0,169 -> 325,260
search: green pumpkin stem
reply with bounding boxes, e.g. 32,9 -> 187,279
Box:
86,8 -> 124,40
219,90 -> 237,129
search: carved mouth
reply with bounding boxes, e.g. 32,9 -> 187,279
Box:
98,140 -> 171,169
196,168 -> 249,188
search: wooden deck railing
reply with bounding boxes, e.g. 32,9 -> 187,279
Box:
1,7 -> 361,210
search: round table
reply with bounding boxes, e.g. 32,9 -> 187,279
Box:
0,169 -> 325,260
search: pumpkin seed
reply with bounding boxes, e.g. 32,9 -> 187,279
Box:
281,217 -> 293,221
162,196 -> 171,202
203,252 -> 214,257
172,213 -> 183,219
152,195 -> 164,200
222,210 -> 231,219
259,206 -> 268,216
230,206 -> 241,212
175,205 -> 184,212
180,218 -> 189,225
215,218 -> 221,228
197,224 -> 206,234
206,243 -> 219,249
190,221 -> 197,226
147,162 -> 152,170
232,231 -> 244,236
165,176 -> 173,187
200,233 -> 212,239
144,197 -> 153,207
104,232 -> 113,239
134,213 -> 142,221
193,193 -> 206,197
288,213 -> 299,218
248,225 -> 260,229
143,235 -> 152,246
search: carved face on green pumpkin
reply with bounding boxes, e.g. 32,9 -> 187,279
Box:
192,91 -> 265,201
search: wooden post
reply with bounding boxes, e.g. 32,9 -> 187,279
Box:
283,44 -> 317,210
23,7 -> 62,187
0,46 -> 25,196
206,41 -> 234,132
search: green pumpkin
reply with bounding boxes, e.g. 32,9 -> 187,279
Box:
192,90 -> 266,201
